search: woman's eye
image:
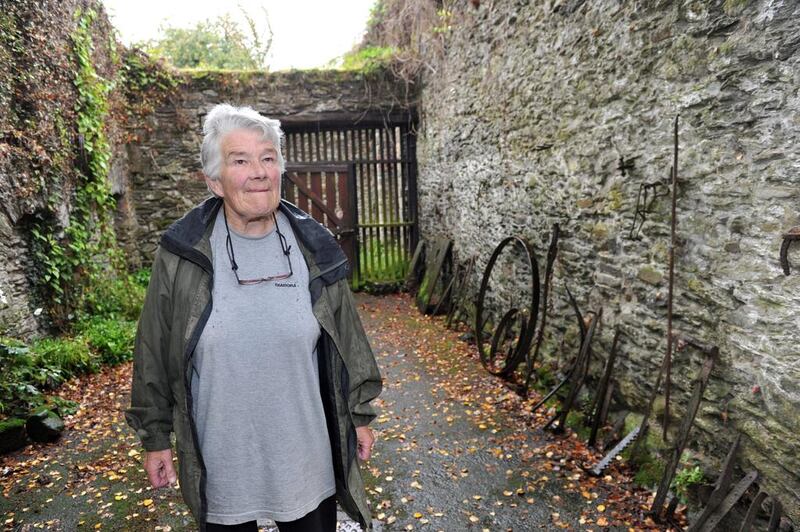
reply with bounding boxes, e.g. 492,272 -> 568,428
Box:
234,159 -> 247,165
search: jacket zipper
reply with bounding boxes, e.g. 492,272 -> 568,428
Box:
179,268 -> 214,530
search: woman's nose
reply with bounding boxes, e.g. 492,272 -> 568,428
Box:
252,161 -> 269,177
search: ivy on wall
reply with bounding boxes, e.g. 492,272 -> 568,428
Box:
29,8 -> 121,330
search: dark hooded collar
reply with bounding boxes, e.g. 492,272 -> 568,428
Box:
160,197 -> 349,283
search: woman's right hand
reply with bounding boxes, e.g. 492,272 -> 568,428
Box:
144,449 -> 178,488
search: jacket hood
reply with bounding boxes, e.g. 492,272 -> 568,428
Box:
160,196 -> 349,283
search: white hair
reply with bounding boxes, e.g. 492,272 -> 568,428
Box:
200,103 -> 286,181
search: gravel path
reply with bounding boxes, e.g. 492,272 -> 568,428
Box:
1,292 -> 649,531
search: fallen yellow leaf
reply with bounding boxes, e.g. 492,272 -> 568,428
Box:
142,499 -> 153,507
597,504 -> 606,512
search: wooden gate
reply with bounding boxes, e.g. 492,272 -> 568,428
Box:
282,164 -> 358,278
279,112 -> 418,288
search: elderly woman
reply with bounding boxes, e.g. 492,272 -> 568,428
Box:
126,103 -> 382,532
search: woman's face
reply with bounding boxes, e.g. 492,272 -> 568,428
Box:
207,128 -> 282,233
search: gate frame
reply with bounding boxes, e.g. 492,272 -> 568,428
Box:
282,162 -> 359,280
277,110 -> 419,287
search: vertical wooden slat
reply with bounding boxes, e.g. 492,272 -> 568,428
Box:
386,125 -> 401,272
311,171 -> 324,222
390,125 -> 403,271
357,128 -> 369,279
297,171 -> 310,213
290,133 -> 298,162
370,127 -> 385,275
335,129 -> 343,161
283,175 -> 296,205
360,128 -> 375,279
284,132 -> 292,162
378,125 -> 394,275
389,125 -> 404,269
325,169 -> 336,232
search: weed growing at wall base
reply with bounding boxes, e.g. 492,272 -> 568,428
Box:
354,240 -> 409,291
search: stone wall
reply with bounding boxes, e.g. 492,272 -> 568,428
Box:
0,0 -> 121,336
411,0 -> 800,520
126,70 -> 411,262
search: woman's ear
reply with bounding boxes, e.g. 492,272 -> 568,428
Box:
205,176 -> 224,198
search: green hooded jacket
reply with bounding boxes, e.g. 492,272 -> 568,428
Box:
125,197 -> 383,530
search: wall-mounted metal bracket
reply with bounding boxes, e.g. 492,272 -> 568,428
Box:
780,227 -> 800,275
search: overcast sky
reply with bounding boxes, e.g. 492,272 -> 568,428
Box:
100,0 -> 375,70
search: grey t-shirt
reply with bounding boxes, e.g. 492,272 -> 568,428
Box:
192,209 -> 336,525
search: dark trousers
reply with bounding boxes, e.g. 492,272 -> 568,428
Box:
205,495 -> 337,532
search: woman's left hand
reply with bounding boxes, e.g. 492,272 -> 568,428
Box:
356,426 -> 375,461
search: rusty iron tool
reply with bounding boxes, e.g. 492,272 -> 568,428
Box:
529,284 -> 589,414
475,236 -> 540,377
445,256 -> 476,328
586,425 -> 640,476
780,226 -> 800,275
632,334 -> 717,458
617,154 -> 638,177
738,491 -> 769,532
664,114 -> 680,442
689,434 -> 741,531
545,308 -> 602,433
417,238 -> 453,314
529,284 -> 588,414
406,240 -> 426,291
695,471 -> 759,532
602,412 -> 629,452
650,351 -> 716,519
738,490 -> 783,532
588,328 -> 621,447
523,224 -> 560,394
627,179 -> 670,240
566,285 -> 588,343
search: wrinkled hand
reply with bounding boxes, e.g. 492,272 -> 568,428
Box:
356,426 -> 375,461
144,449 -> 177,488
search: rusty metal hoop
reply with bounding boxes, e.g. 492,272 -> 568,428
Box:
475,236 -> 540,378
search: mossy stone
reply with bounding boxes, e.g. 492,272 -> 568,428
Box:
26,409 -> 64,443
0,417 -> 28,454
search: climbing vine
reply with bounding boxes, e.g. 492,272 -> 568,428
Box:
30,7 -> 120,329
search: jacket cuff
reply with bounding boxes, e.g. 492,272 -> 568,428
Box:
351,413 -> 376,428
140,432 -> 173,452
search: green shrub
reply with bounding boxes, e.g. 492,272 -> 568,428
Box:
131,268 -> 151,289
78,316 -> 137,364
1,337 -> 63,416
340,45 -> 396,74
672,465 -> 704,501
0,268 -> 147,418
31,336 -> 99,378
79,271 -> 147,321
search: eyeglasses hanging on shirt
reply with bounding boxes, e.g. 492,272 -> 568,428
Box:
223,210 -> 293,285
